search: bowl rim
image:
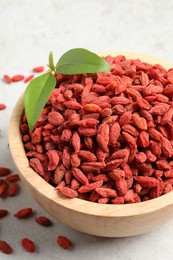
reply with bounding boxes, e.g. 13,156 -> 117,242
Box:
8,51 -> 173,218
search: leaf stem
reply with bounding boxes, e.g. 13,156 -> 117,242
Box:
49,51 -> 55,71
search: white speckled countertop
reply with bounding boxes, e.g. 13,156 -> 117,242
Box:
1,0 -> 173,259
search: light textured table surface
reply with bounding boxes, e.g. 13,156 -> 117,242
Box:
1,0 -> 173,259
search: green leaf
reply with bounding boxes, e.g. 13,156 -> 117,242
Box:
49,51 -> 55,71
56,48 -> 111,75
24,72 -> 56,130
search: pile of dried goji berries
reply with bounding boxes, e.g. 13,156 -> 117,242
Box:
21,55 -> 173,204
0,167 -> 72,254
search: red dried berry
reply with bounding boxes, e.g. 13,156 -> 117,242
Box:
14,207 -> 33,218
24,74 -> 34,83
33,66 -> 44,73
0,240 -> 13,254
35,216 -> 52,226
56,236 -> 72,250
95,187 -> 117,198
3,74 -> 12,84
6,174 -> 20,182
0,182 -> 7,197
0,104 -> 6,110
12,74 -> 25,82
0,167 -> 11,177
21,238 -> 36,253
0,209 -> 9,218
7,182 -> 19,196
56,186 -> 78,198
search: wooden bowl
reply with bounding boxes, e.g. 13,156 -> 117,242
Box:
8,52 -> 173,237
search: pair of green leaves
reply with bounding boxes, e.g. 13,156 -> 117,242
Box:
24,48 -> 111,130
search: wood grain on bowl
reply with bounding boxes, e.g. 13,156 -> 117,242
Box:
8,52 -> 173,237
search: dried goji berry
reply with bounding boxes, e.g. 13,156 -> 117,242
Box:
78,127 -> 97,136
71,178 -> 80,190
35,216 -> 52,226
33,66 -> 44,72
0,104 -> 6,110
111,196 -> 124,204
111,96 -> 132,105
83,103 -> 102,113
78,150 -> 97,162
47,149 -> 60,171
71,167 -> 89,185
7,182 -> 19,196
64,100 -> 82,110
96,123 -> 109,152
56,236 -> 72,250
29,158 -> 45,176
109,122 -> 121,146
0,182 -> 7,197
12,74 -> 25,82
0,167 -> 11,177
98,197 -> 109,204
14,208 -> 33,218
52,167 -> 64,185
150,103 -> 170,115
116,178 -> 128,195
71,152 -> 81,167
132,113 -> 148,130
134,176 -> 159,188
95,187 -> 117,198
6,174 -> 20,182
71,132 -> 81,152
21,238 -> 36,253
62,147 -> 71,169
64,170 -> 72,184
81,162 -> 105,172
0,240 -> 13,254
92,174 -> 109,183
56,186 -> 78,198
48,111 -> 64,126
3,74 -> 12,84
0,209 -> 9,218
24,74 -> 34,83
78,180 -> 103,193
